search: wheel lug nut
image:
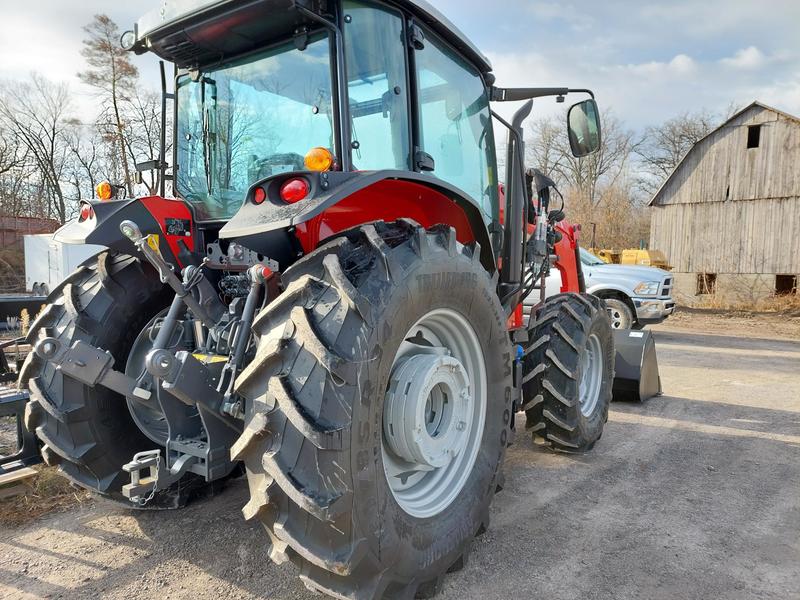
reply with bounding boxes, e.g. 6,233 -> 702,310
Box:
456,421 -> 466,431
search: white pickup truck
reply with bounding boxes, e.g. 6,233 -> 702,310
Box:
534,248 -> 675,329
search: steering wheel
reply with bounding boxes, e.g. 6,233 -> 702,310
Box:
250,153 -> 305,180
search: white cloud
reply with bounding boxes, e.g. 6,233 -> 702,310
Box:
626,54 -> 698,76
720,46 -> 767,69
668,54 -> 698,74
747,77 -> 800,117
487,45 -> 800,132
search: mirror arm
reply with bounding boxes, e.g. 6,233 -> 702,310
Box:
491,87 -> 595,102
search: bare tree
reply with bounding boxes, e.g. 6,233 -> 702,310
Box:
79,14 -> 139,196
527,110 -> 639,207
0,74 -> 74,223
123,89 -> 169,196
0,125 -> 26,177
525,118 -> 564,185
634,109 -> 718,196
64,118 -> 101,200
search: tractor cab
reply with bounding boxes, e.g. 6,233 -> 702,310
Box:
129,0 -> 498,217
121,0 -> 599,289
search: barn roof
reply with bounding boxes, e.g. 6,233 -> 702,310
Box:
648,101 -> 800,206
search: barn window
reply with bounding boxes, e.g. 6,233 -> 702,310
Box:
776,274 -> 797,295
746,125 -> 761,149
696,273 -> 717,295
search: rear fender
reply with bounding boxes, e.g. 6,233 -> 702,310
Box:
219,170 -> 496,272
56,197 -> 195,268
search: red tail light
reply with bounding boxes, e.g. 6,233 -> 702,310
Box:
253,187 -> 267,205
79,203 -> 94,222
279,178 -> 309,204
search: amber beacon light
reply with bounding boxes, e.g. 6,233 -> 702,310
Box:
96,181 -> 114,201
304,147 -> 334,172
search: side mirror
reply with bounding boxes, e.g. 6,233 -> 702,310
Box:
567,99 -> 601,157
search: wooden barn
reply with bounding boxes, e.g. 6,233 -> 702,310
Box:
649,101 -> 800,305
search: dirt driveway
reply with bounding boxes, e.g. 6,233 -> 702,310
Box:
1,312 -> 798,600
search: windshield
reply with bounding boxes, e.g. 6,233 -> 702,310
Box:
175,32 -> 334,220
580,248 -> 606,266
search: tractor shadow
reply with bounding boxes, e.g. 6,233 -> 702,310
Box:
462,393 -> 800,600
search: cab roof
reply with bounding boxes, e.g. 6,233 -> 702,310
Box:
132,0 -> 492,73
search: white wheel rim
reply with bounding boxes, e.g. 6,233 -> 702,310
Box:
382,308 -> 487,518
578,333 -> 604,417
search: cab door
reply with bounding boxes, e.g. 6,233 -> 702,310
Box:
342,1 -> 412,171
409,26 -> 499,223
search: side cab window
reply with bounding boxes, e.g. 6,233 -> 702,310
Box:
413,29 -> 498,220
343,1 -> 411,170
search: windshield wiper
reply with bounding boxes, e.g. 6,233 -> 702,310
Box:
200,76 -> 217,196
203,106 -> 212,195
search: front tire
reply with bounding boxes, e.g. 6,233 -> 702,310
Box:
521,293 -> 614,452
233,221 -> 513,599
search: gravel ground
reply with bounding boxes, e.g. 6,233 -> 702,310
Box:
1,313 -> 798,600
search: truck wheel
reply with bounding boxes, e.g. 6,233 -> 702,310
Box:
19,252 -> 211,507
521,293 -> 614,452
233,221 -> 513,599
602,297 -> 634,329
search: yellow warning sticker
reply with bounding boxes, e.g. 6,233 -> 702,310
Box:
192,353 -> 228,364
146,234 -> 161,254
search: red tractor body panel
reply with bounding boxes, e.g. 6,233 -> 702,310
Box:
139,196 -> 196,263
293,179 -> 476,253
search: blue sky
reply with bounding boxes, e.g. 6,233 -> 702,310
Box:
1,0 -> 798,129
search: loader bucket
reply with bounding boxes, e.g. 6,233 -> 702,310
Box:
611,329 -> 662,403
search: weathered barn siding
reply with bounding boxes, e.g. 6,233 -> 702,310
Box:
650,198 -> 800,274
649,103 -> 800,303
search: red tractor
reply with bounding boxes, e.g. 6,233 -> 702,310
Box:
20,1 -> 614,597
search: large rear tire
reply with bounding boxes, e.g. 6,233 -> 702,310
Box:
19,252 -> 212,507
521,293 -> 614,452
233,221 -> 513,599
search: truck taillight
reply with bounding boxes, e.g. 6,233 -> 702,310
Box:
79,203 -> 94,222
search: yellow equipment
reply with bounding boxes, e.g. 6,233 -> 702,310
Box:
587,248 -> 672,270
620,249 -> 672,270
591,249 -> 620,264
